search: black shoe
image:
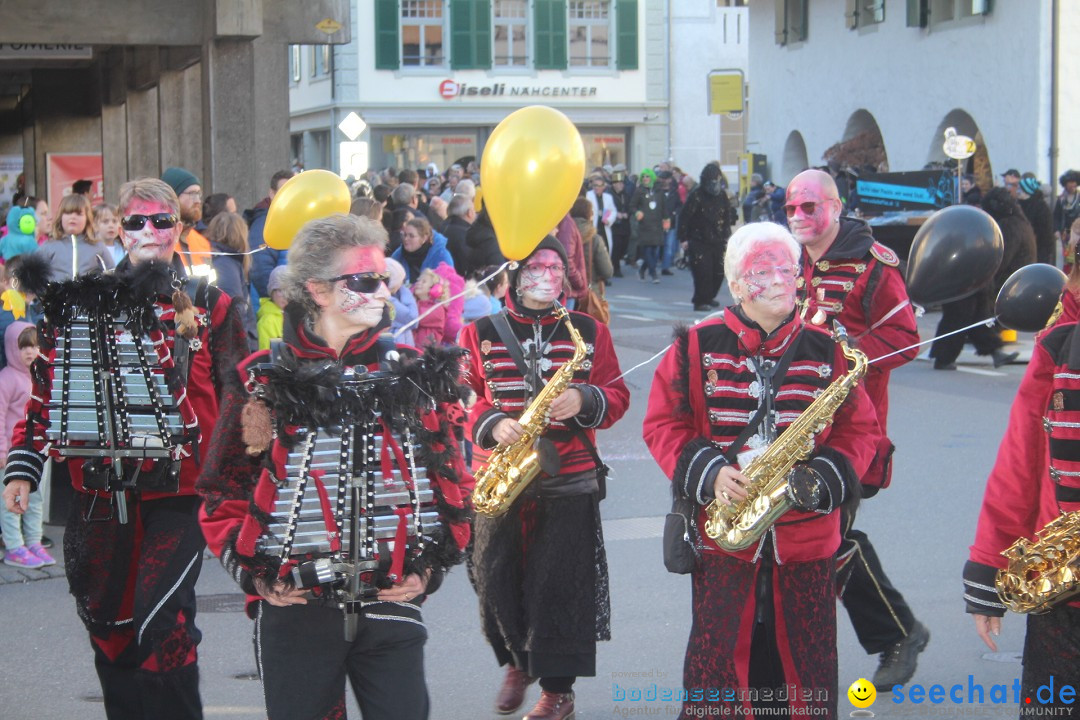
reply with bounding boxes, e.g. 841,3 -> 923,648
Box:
694,304 -> 712,312
613,268 -> 623,278
40,535 -> 54,549
933,361 -> 957,371
661,269 -> 674,276
708,300 -> 720,308
638,267 -> 646,281
873,622 -> 930,687
992,349 -> 1019,368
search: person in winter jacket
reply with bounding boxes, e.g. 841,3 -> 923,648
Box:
386,257 -> 418,347
631,169 -> 670,283
246,170 -> 294,298
35,193 -> 114,281
1,204 -> 40,262
257,265 -> 287,350
0,322 -> 53,568
678,163 -> 735,310
465,205 -> 506,278
1018,176 -> 1056,266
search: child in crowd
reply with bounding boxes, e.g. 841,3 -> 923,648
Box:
36,193 -> 114,282
0,322 -> 52,568
93,203 -> 126,266
412,267 -> 450,348
386,257 -> 417,348
462,266 -> 508,325
1,201 -> 40,262
0,255 -> 44,370
257,265 -> 287,350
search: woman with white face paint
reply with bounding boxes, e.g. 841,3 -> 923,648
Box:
198,213 -> 473,720
643,222 -> 880,719
459,236 -> 630,720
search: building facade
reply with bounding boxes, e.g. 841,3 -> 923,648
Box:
747,0 -> 1074,195
289,0 -> 670,179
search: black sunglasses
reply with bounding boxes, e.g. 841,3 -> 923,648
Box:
121,213 -> 179,231
784,201 -> 825,219
327,272 -> 390,293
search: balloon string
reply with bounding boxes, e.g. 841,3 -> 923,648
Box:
868,317 -> 996,365
393,261 -> 514,339
176,245 -> 271,259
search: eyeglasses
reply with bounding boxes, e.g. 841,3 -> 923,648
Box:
327,272 -> 390,293
121,213 -> 179,231
784,201 -> 828,219
743,264 -> 799,282
522,263 -> 565,279
180,189 -> 202,200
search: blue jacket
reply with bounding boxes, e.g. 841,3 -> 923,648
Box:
389,285 -> 418,348
247,204 -> 286,298
390,231 -> 456,283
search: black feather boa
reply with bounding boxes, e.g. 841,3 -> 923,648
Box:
38,262 -> 177,337
671,323 -> 693,419
12,252 -> 53,299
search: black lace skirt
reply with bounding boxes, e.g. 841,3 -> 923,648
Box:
469,492 -> 611,677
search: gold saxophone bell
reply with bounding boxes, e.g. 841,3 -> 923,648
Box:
996,510 -> 1080,614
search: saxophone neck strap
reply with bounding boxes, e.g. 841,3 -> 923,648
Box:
723,329 -> 804,464
491,310 -> 532,379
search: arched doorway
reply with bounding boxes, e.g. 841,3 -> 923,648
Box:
780,131 -> 809,184
927,109 -> 991,192
823,109 -> 889,173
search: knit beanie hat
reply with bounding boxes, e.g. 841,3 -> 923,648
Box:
1020,177 -> 1041,196
266,265 -> 287,296
384,257 -> 407,293
160,167 -> 202,196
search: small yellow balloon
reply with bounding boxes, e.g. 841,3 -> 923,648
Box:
480,106 -> 586,261
263,170 -> 351,250
473,186 -> 484,214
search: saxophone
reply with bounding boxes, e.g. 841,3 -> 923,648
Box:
703,332 -> 868,551
472,304 -> 589,517
996,511 -> 1080,614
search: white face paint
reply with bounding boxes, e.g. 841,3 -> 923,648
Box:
325,246 -> 390,333
517,248 -> 564,308
119,198 -> 180,265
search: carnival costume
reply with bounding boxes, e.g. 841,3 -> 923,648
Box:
643,308 -> 878,719
197,302 -> 472,720
964,320 -> 1080,710
459,238 -> 629,705
2,256 -> 249,719
796,218 -> 927,674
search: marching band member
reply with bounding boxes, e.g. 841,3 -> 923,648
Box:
197,213 -> 471,720
964,261 -> 1080,710
2,178 -> 251,720
459,236 -> 629,720
643,222 -> 878,719
784,169 -> 928,686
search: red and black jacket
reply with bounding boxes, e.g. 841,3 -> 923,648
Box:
459,298 -> 630,482
197,303 -> 473,616
964,320 -> 1080,614
643,309 -> 879,563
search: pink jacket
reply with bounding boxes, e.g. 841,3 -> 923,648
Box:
0,321 -> 34,465
432,262 -> 465,343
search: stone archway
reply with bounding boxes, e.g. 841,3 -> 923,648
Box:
780,130 -> 809,185
928,109 -> 991,191
823,109 -> 889,173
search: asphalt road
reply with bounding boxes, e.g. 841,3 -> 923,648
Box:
0,265 -> 1036,719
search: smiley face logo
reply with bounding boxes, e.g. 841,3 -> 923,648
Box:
847,678 -> 877,709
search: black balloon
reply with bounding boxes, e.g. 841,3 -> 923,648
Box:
905,205 -> 1004,306
995,263 -> 1067,332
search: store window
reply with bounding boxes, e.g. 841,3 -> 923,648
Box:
373,129 -> 479,176
494,0 -> 528,67
568,1 -> 611,68
402,0 -> 446,67
579,129 -> 629,170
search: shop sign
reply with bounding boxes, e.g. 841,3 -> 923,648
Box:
438,79 -> 598,100
0,44 -> 92,60
46,153 -> 103,208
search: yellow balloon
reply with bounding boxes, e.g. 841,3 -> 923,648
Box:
263,170 -> 351,250
480,106 -> 586,261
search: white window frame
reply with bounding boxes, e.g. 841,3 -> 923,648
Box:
568,0 -> 614,69
400,0 -> 448,68
492,0 -> 530,69
310,44 -> 331,79
289,45 -> 301,84
858,0 -> 885,26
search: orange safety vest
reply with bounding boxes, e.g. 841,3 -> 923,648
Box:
180,228 -> 213,271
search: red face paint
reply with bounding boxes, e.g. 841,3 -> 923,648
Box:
737,241 -> 798,319
784,179 -> 837,247
518,248 -> 563,307
329,246 -> 389,330
120,198 -> 181,265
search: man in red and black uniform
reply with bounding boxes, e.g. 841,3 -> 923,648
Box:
3,178 -> 251,720
459,236 -> 629,720
964,318 -> 1080,707
785,169 -> 928,687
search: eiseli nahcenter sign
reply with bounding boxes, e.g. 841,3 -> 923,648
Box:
438,79 -> 598,100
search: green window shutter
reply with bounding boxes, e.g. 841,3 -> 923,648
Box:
906,0 -> 928,27
616,0 -> 638,70
791,0 -> 808,41
774,0 -> 788,45
451,0 -> 492,70
534,0 -> 567,70
375,0 -> 400,69
844,0 -> 858,29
